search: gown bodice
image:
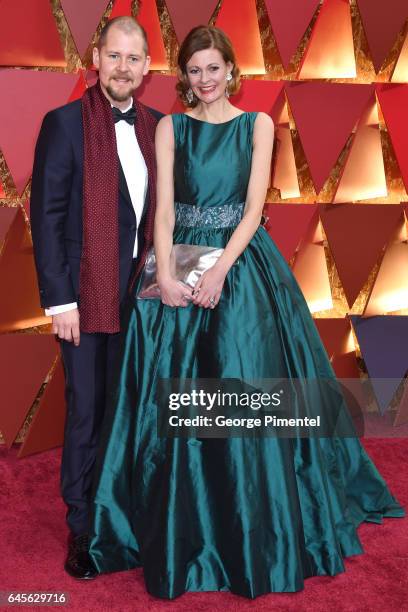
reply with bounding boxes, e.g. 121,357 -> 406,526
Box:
172,112 -> 258,212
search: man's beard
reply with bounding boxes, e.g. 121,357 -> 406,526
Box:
106,78 -> 135,102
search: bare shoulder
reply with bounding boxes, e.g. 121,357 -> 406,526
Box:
157,114 -> 174,131
253,112 -> 274,149
254,111 -> 274,130
155,114 -> 174,147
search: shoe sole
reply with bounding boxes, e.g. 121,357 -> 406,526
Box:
64,563 -> 98,580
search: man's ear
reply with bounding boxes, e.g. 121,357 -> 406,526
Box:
143,55 -> 151,76
93,46 -> 100,69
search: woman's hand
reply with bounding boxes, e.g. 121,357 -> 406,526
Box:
158,275 -> 192,307
192,265 -> 227,309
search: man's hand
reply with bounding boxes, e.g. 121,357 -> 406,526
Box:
52,308 -> 80,346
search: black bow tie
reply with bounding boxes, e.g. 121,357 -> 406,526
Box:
112,106 -> 136,125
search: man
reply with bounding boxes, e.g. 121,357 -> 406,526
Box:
30,16 -> 162,579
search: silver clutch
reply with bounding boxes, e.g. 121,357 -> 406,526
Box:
137,244 -> 225,299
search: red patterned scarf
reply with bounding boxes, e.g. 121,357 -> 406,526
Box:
80,81 -> 157,333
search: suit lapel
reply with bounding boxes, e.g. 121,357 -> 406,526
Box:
118,159 -> 133,212
128,101 -> 158,290
118,154 -> 150,227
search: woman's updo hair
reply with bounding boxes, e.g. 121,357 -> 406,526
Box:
176,25 -> 241,108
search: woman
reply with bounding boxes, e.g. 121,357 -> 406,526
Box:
89,26 -> 404,599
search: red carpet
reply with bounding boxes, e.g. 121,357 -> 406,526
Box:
0,439 -> 407,612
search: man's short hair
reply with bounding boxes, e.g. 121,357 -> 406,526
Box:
97,16 -> 149,55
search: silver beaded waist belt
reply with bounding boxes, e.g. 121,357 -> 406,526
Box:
174,201 -> 245,229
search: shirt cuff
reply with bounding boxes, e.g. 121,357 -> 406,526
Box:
45,302 -> 78,316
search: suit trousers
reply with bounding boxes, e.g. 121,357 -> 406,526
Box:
58,249 -> 139,535
59,328 -> 122,536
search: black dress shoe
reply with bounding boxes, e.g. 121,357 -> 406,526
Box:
64,534 -> 98,580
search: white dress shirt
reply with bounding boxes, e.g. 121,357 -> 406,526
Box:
45,99 -> 148,317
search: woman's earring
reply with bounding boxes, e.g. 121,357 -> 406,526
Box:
225,72 -> 232,98
186,88 -> 194,104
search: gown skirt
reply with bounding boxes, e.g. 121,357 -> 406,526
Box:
89,112 -> 405,599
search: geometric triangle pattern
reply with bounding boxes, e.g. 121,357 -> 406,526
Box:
18,357 -> 65,458
314,317 -> 353,360
215,0 -> 265,74
234,80 -> 284,120
293,239 -> 332,314
314,318 -> 360,378
0,207 -> 17,242
320,204 -> 403,308
85,69 -> 99,88
334,97 -> 387,203
109,0 -> 133,20
377,84 -> 408,194
68,71 -> 88,103
364,217 -> 408,315
313,317 -> 364,429
394,383 -> 408,426
263,0 -> 320,69
165,0 -> 219,44
298,0 -> 356,79
61,0 -> 109,58
137,0 -> 168,70
392,31 -> 408,82
356,0 -> 408,72
135,74 -> 183,115
285,82 -> 375,193
263,204 -> 317,262
291,210 -> 333,313
0,334 -> 58,447
351,315 -> 408,413
271,126 -> 300,199
0,207 -> 48,332
0,0 -> 65,67
0,70 -> 79,195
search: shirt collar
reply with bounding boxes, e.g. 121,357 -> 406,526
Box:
111,99 -> 134,114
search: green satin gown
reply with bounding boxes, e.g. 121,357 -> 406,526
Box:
89,112 -> 405,599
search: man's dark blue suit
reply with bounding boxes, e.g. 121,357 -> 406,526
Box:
30,98 -> 162,536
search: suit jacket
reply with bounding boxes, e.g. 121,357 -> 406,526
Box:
30,98 -> 162,309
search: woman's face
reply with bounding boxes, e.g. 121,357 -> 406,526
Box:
185,47 -> 233,105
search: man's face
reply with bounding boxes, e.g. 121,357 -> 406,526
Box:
93,27 -> 151,107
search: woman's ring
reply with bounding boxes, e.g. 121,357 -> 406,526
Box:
209,297 -> 215,306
